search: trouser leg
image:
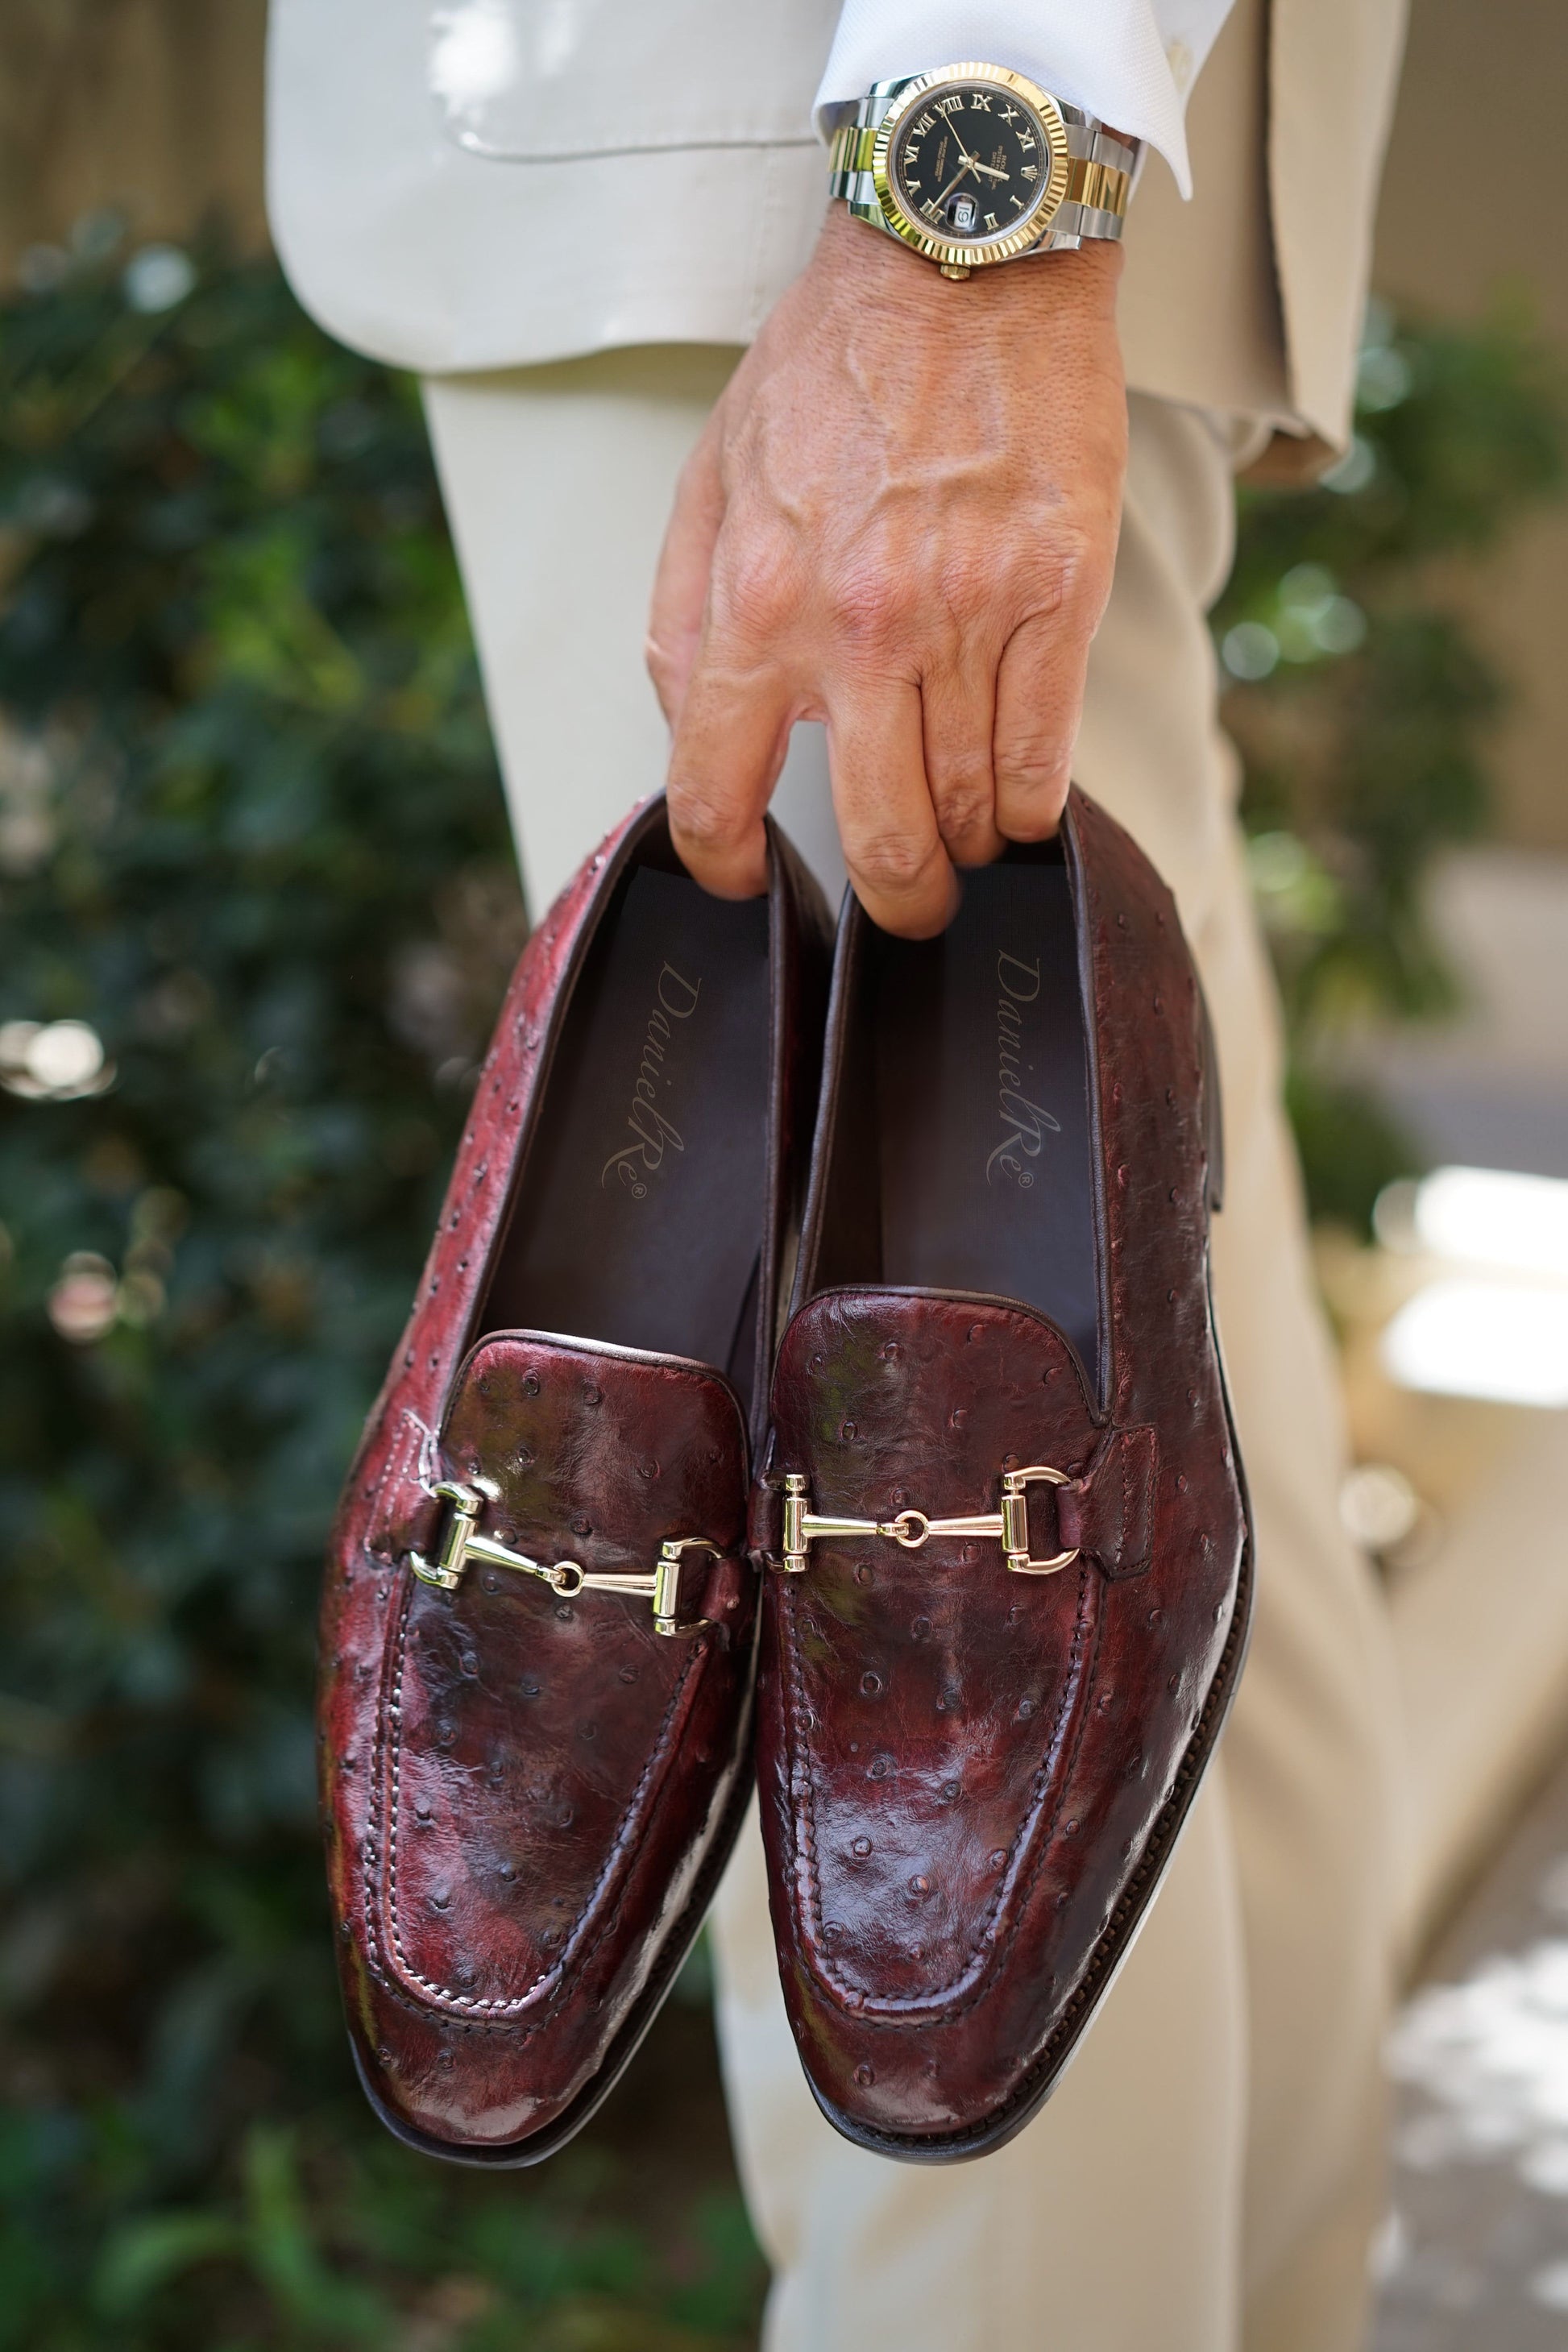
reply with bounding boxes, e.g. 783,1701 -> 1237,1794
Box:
1072,395 -> 1401,2352
712,394 -> 1396,2352
715,1769 -> 1247,2352
420,359 -> 1400,2352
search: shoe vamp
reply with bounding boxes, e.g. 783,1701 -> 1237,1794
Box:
780,1551 -> 1099,2006
385,1584 -> 706,2007
766,1288 -> 1108,2010
375,1331 -> 749,2014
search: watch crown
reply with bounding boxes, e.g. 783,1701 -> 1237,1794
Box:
939,263 -> 972,280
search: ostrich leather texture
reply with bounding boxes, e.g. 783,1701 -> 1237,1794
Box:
320,798 -> 830,2163
750,788 -> 1252,2160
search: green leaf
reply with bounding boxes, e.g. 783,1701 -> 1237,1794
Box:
94,2210 -> 246,2315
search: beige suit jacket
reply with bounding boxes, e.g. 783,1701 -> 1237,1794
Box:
267,0 -> 1406,448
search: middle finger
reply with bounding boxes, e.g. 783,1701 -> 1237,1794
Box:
827,673 -> 959,938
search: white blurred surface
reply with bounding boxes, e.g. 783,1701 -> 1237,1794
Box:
1381,1280 -> 1568,1411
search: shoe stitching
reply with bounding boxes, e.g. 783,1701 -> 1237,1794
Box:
366,1566 -> 705,2018
366,1407 -> 438,1562
339,806 -> 687,2033
1108,1429 -> 1155,1575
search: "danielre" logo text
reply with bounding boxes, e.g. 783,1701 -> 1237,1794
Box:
600,963 -> 702,1199
985,949 -> 1060,1190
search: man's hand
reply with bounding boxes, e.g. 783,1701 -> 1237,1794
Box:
647,207 -> 1127,937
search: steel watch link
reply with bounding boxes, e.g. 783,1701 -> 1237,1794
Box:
826,64 -> 1137,279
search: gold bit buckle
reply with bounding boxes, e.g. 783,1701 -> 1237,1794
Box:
780,1465 -> 1077,1578
409,1481 -> 719,1638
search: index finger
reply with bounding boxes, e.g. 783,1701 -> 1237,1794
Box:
666,652 -> 794,898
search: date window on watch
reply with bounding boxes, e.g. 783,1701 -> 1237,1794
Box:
949,194 -> 979,232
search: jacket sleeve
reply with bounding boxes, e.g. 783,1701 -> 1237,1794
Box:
815,0 -> 1238,197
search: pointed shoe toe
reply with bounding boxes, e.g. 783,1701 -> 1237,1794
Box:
321,797 -> 831,2163
749,787 -> 1251,2161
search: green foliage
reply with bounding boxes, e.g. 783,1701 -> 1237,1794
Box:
0,240 -> 759,2349
0,225 -> 1562,2344
1213,294 -> 1566,1227
81,2124 -> 762,2350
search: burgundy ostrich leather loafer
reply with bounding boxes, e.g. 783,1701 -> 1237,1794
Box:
321,797 -> 830,2163
749,786 -> 1251,2162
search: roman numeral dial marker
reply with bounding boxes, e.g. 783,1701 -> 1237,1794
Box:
889,79 -> 1056,251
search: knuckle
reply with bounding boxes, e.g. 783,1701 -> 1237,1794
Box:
1033,529 -> 1111,629
935,550 -> 1009,632
826,567 -> 902,651
853,826 -> 945,900
1017,526 -> 1089,614
935,790 -> 994,846
993,735 -> 1071,836
668,780 -> 745,859
716,545 -> 797,642
928,760 -> 994,843
994,734 -> 1069,793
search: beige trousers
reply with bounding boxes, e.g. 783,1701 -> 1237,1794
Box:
422,353 -> 1402,2352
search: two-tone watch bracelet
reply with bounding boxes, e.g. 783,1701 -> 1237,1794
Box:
827,76 -> 1138,266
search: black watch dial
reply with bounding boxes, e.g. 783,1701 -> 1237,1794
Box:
892,82 -> 1053,243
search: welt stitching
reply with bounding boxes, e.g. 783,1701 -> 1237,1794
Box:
1133,1443 -> 1154,1569
340,808 -> 674,2031
367,1408 -> 433,1562
377,1583 -> 702,2017
360,1563 -> 408,1966
355,1570 -> 545,2051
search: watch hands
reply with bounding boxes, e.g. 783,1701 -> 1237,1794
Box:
934,158 -> 978,206
932,142 -> 1009,213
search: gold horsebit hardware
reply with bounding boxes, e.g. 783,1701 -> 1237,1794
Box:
781,1464 -> 1079,1578
409,1480 -> 719,1638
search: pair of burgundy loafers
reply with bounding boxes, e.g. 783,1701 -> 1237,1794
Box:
321,786 -> 1251,2167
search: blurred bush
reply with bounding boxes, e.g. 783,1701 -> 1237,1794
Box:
0,237 -> 758,2350
0,231 -> 1562,2346
1215,292 -> 1566,1227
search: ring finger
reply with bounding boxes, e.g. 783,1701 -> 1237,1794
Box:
921,657 -> 1004,868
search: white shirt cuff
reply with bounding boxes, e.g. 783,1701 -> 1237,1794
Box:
814,2 -> 1237,199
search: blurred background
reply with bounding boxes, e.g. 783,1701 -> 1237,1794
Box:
1,3 -> 1566,2346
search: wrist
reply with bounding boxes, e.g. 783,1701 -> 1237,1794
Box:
813,203 -> 1123,327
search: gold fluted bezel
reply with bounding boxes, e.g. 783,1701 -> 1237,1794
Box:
870,64 -> 1072,269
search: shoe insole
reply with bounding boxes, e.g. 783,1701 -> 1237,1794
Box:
482,865 -> 771,1400
873,856 -> 1101,1384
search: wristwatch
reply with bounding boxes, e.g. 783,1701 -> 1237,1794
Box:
825,64 -> 1138,280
